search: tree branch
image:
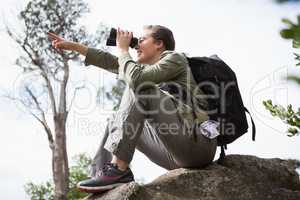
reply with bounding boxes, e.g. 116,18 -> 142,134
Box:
5,24 -> 58,116
66,85 -> 85,119
24,86 -> 55,148
58,58 -> 69,119
2,92 -> 55,149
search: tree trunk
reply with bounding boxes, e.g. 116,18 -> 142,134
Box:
52,114 -> 69,200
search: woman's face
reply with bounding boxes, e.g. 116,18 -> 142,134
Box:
136,29 -> 163,64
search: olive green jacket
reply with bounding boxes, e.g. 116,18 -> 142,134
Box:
84,48 -> 209,128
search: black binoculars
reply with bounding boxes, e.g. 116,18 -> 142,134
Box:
106,28 -> 139,48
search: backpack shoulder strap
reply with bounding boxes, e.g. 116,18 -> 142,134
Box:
217,144 -> 227,164
244,107 -> 256,141
217,107 -> 256,165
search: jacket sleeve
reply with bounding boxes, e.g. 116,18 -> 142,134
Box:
118,52 -> 187,90
84,48 -> 119,74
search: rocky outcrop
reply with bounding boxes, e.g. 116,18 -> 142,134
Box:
84,154 -> 300,200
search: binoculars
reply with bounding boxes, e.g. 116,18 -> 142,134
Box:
106,28 -> 139,48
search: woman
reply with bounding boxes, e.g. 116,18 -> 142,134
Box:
49,25 -> 217,193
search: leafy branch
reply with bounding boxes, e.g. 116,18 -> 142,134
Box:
263,15 -> 300,137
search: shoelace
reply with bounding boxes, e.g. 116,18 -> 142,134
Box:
96,163 -> 115,177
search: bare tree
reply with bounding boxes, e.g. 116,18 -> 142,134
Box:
3,0 -> 109,199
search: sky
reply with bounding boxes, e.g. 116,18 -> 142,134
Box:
0,0 -> 300,199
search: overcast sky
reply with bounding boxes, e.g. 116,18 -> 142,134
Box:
0,0 -> 300,199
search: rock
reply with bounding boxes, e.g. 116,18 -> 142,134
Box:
84,154 -> 300,200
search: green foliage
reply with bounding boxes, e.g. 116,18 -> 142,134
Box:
106,80 -> 126,111
25,153 -> 92,200
281,16 -> 300,49
97,80 -> 126,111
263,16 -> 300,136
287,74 -> 300,84
280,16 -> 300,65
25,181 -> 54,200
275,0 -> 300,3
15,0 -> 100,70
68,154 -> 92,200
263,100 -> 300,136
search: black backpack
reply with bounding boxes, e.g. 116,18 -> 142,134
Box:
186,55 -> 256,164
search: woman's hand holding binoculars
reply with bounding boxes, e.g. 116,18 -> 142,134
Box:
116,28 -> 133,54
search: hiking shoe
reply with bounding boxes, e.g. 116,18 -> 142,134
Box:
76,163 -> 134,193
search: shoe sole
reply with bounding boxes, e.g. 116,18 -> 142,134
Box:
77,182 -> 126,193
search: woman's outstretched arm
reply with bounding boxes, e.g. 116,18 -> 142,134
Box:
48,32 -> 119,74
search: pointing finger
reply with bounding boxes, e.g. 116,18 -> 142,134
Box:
47,32 -> 61,41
